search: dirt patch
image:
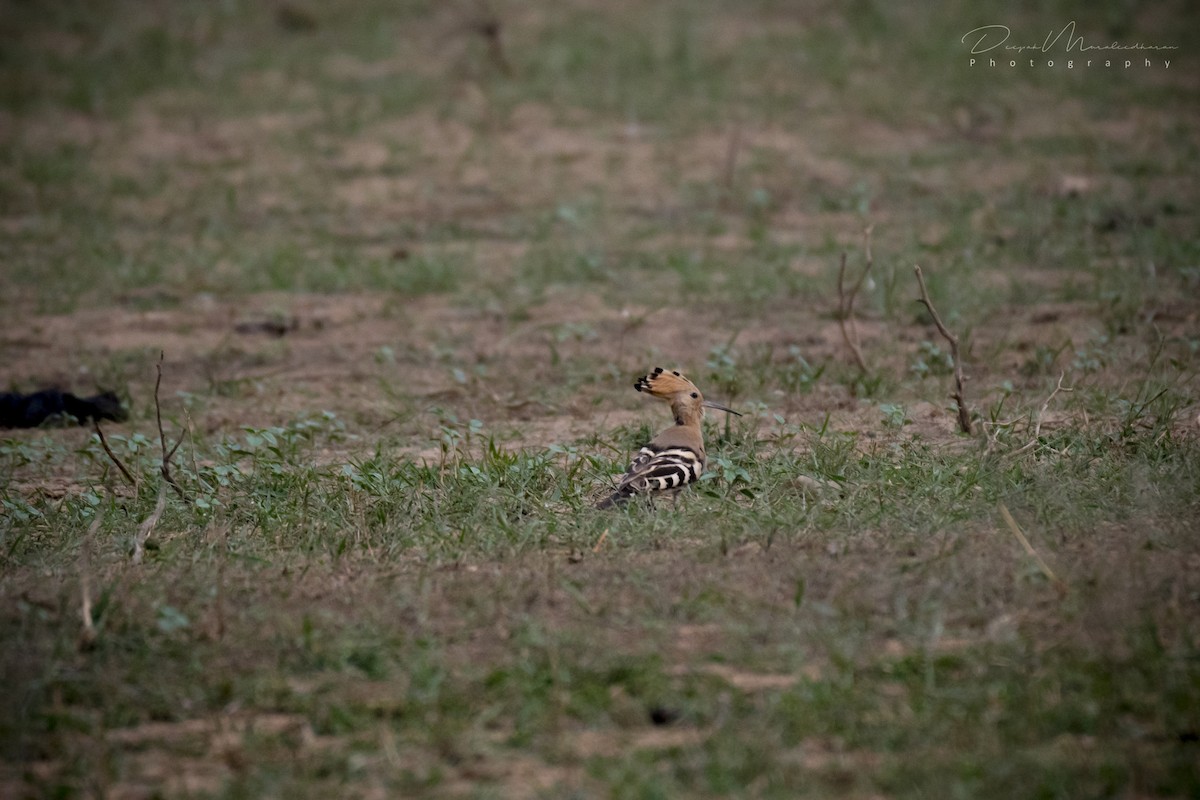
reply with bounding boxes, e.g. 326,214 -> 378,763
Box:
570,725 -> 712,759
677,663 -> 810,691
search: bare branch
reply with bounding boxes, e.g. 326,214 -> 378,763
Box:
850,224 -> 875,297
836,254 -> 861,370
836,226 -> 874,373
913,264 -> 973,434
93,420 -> 138,490
154,352 -> 188,503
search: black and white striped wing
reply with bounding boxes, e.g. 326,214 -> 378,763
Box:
596,444 -> 706,508
617,445 -> 703,497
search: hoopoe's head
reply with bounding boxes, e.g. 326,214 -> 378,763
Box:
634,367 -> 741,427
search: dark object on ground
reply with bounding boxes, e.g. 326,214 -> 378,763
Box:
234,316 -> 299,337
648,705 -> 681,726
0,390 -> 128,429
276,4 -> 318,32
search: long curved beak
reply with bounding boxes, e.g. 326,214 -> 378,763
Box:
703,399 -> 742,417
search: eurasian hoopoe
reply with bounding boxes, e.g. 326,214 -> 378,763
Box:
596,367 -> 741,509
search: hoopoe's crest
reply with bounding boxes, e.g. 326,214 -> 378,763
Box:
597,367 -> 739,509
633,367 -> 716,427
633,367 -> 697,399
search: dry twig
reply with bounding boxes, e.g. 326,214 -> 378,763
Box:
1031,372 -> 1071,442
913,264 -> 973,434
154,352 -> 188,503
836,226 -> 874,373
999,503 -> 1067,594
1010,372 -> 1073,457
93,420 -> 138,490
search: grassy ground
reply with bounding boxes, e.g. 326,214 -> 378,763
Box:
2,1 -> 1199,797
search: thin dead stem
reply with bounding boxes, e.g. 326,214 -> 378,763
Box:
913,264 -> 973,434
93,420 -> 138,491
154,352 -> 188,504
1032,372 -> 1071,442
1010,372 -> 1073,457
132,489 -> 167,565
837,225 -> 874,373
186,408 -> 207,491
999,503 -> 1067,594
79,506 -> 105,650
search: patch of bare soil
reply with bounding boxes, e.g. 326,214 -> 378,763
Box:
0,277 -> 1107,472
2,292 -> 395,428
673,662 -> 808,691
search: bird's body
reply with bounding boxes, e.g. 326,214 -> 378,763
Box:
597,368 -> 738,509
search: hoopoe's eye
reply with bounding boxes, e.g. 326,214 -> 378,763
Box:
690,392 -> 699,398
